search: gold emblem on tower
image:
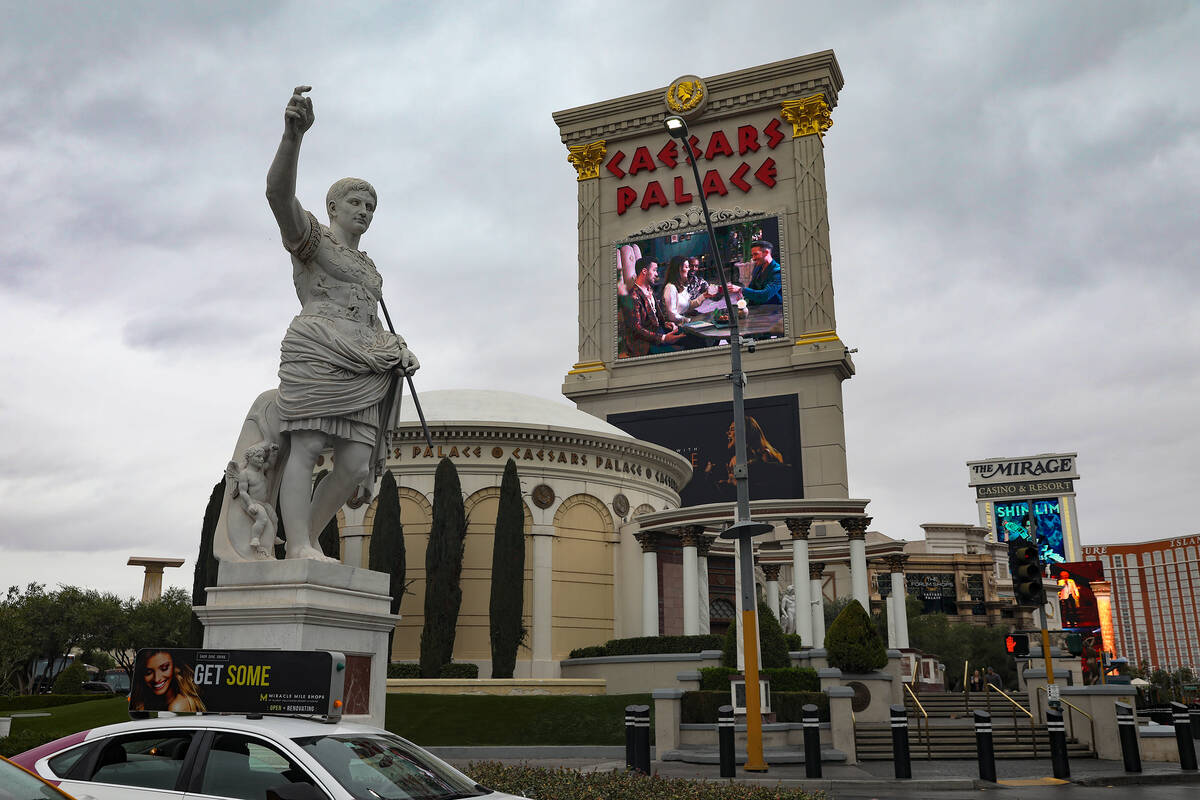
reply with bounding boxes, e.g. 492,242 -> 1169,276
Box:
566,140 -> 607,181
665,74 -> 708,119
781,94 -> 833,140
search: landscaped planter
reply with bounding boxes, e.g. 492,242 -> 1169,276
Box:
560,650 -> 722,694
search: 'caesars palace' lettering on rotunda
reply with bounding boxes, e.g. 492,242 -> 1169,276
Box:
397,444 -> 678,491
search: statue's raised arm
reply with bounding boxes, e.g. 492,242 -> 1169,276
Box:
266,85 -> 315,250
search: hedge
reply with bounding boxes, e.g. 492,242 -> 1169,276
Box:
825,600 -> 887,674
465,762 -> 823,799
680,691 -> 829,723
698,667 -> 819,693
387,663 -> 479,678
784,633 -> 803,651
0,695 -> 109,711
568,635 -> 722,658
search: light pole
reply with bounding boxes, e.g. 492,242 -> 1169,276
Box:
664,114 -> 773,773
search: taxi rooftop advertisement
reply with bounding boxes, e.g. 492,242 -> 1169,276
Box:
131,649 -> 344,717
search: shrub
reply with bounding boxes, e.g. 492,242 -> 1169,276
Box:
699,667 -> 739,691
52,663 -> 88,695
681,691 -> 731,723
0,695 -> 108,712
720,602 -> 790,669
601,635 -> 722,656
568,646 -> 607,659
761,667 -> 819,692
773,691 -> 829,722
465,762 -> 824,799
825,600 -> 887,674
387,663 -> 421,679
440,662 -> 480,679
784,633 -> 803,651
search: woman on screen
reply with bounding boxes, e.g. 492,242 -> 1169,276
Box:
130,650 -> 206,712
662,256 -> 702,324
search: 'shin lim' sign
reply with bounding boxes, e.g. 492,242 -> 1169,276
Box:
967,453 -> 1078,487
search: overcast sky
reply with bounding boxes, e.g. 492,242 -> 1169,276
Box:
1,1 -> 1196,600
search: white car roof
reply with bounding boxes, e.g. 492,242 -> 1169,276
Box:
82,714 -> 388,741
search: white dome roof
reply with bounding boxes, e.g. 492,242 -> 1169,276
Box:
395,389 -> 631,438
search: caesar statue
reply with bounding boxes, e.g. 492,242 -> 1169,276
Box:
213,86 -> 419,563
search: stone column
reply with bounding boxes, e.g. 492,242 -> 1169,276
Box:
840,516 -> 871,609
763,563 -> 782,621
786,517 -> 814,648
886,553 -> 910,649
679,526 -> 703,636
565,141 -> 607,376
635,532 -> 660,637
779,95 -> 836,337
696,533 -> 714,635
531,523 -> 556,677
127,557 -> 185,603
809,561 -> 827,649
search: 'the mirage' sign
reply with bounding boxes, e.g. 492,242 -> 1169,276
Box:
966,453 -> 1079,486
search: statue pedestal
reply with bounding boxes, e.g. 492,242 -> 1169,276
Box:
194,560 -> 396,728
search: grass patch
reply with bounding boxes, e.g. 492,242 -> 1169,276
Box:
465,763 -> 821,799
386,693 -> 652,747
0,696 -> 130,756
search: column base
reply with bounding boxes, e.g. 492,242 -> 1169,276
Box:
194,559 -> 397,728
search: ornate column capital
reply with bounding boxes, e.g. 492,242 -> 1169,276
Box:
884,553 -> 909,574
839,516 -> 871,540
762,563 -> 782,582
679,525 -> 706,549
695,534 -> 715,559
808,561 -> 826,580
634,531 -> 659,553
566,140 -> 606,181
785,517 -> 813,540
780,94 -> 833,141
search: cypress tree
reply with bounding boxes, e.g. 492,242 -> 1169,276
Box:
419,458 -> 466,677
370,470 -> 406,655
825,599 -> 888,674
489,459 -> 525,678
190,478 -> 224,646
719,601 -> 791,669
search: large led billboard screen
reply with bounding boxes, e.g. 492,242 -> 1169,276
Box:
615,212 -> 787,360
608,394 -> 801,506
1054,560 -> 1104,631
994,498 -> 1067,565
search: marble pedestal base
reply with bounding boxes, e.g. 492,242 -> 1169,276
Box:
194,560 -> 397,728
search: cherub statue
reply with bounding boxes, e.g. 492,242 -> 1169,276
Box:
779,584 -> 797,634
226,442 -> 280,559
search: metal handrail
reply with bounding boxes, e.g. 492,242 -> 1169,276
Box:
903,681 -> 933,760
1036,685 -> 1095,749
984,683 -> 1038,758
962,660 -> 970,713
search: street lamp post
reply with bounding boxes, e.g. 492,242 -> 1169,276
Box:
665,114 -> 773,772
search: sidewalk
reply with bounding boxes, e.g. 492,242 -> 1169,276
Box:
430,746 -> 1200,790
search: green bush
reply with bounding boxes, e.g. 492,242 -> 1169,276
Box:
680,691 -> 829,724
699,667 -> 739,691
825,600 -> 887,674
567,646 -> 607,659
465,762 -> 822,799
0,695 -> 108,712
387,663 -> 421,679
720,603 -> 790,669
52,663 -> 88,695
440,662 -> 479,679
762,667 -> 819,692
773,691 -> 829,723
784,633 -> 803,651
601,635 -> 722,656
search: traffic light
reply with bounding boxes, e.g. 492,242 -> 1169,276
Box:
1008,539 -> 1046,606
1005,634 -> 1031,657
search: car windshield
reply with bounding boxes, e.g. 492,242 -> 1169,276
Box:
294,734 -> 486,800
0,757 -> 72,799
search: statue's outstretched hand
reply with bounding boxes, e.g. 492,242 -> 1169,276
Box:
398,346 -> 420,377
285,85 -> 315,136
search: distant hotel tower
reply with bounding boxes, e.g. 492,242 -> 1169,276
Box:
1084,535 -> 1200,671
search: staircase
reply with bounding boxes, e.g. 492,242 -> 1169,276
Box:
854,691 -> 1095,760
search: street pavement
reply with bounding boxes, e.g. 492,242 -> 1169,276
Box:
431,746 -> 1200,796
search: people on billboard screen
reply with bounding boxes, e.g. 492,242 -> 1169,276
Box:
130,650 -> 207,713
995,499 -> 1067,564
